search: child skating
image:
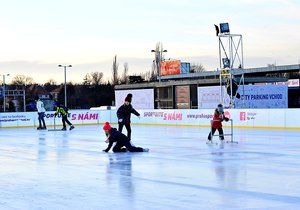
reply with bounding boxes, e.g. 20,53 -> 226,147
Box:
54,102 -> 75,131
102,122 -> 148,153
207,104 -> 229,143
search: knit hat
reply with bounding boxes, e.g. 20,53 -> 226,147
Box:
125,93 -> 132,103
103,122 -> 112,131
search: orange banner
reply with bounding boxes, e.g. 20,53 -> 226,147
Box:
160,60 -> 181,76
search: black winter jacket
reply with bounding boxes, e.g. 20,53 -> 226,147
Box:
104,128 -> 130,152
117,104 -> 140,124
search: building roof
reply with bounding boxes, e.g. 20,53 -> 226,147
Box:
115,64 -> 299,90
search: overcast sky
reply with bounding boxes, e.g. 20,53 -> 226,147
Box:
0,0 -> 299,84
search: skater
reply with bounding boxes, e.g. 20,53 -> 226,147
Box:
102,122 -> 148,153
207,104 -> 229,142
54,102 -> 74,131
226,78 -> 240,99
35,96 -> 47,130
117,93 -> 140,140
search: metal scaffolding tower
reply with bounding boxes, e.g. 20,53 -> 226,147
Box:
218,32 -> 245,108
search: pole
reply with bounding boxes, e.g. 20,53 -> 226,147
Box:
3,75 -> 5,112
64,66 -> 67,107
23,90 -> 26,112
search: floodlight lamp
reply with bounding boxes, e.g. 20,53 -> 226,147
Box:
222,58 -> 230,68
220,23 -> 230,34
214,24 -> 220,36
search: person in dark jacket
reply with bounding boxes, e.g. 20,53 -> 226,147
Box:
54,102 -> 75,131
117,93 -> 140,139
102,122 -> 149,153
207,104 -> 229,141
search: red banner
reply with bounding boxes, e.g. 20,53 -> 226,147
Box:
160,60 -> 181,76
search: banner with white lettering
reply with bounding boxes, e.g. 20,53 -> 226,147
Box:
235,85 -> 288,108
198,85 -> 288,108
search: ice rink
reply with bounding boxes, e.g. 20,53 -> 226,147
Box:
0,124 -> 300,210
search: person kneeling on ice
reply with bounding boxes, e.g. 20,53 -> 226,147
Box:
207,104 -> 229,142
102,122 -> 149,153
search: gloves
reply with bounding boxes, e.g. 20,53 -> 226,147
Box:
118,119 -> 123,123
224,117 -> 229,122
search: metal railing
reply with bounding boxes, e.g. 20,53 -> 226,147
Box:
209,119 -> 238,144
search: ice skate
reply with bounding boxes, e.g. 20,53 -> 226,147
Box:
143,148 -> 149,152
69,125 -> 75,130
206,139 -> 213,144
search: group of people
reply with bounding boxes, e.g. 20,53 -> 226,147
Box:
35,93 -> 229,153
102,93 -> 149,153
35,96 -> 74,131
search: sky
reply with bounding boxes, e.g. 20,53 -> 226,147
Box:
0,0 -> 299,84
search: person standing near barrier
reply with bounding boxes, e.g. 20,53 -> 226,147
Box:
207,104 -> 229,141
117,93 -> 140,140
54,102 -> 74,131
35,96 -> 47,130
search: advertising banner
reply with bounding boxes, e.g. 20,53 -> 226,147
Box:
197,86 -> 225,108
0,108 -> 299,129
198,85 -> 288,108
235,85 -> 288,108
175,86 -> 190,109
115,89 -> 154,109
160,60 -> 181,76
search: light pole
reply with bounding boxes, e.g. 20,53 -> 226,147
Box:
2,74 -> 10,112
58,65 -> 72,107
151,44 -> 167,83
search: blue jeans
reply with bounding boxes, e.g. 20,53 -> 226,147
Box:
38,112 -> 46,128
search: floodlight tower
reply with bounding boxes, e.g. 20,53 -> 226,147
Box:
215,23 -> 245,108
151,42 -> 167,83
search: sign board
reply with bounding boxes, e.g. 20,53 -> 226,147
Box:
115,89 -> 154,109
198,85 -> 288,108
160,60 -> 181,76
175,86 -> 190,109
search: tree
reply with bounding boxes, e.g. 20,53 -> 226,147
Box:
112,55 -> 119,85
11,75 -> 34,86
190,63 -> 205,73
44,79 -> 57,86
120,62 -> 128,84
83,73 -> 91,85
90,72 -> 103,85
83,72 -> 103,85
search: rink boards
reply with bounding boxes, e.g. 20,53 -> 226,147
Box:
0,109 -> 299,129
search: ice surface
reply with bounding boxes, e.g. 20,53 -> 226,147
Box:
0,125 -> 300,209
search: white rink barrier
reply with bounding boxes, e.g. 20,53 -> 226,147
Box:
0,109 -> 299,129
0,110 -> 117,128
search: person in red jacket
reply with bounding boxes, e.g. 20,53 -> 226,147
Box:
207,104 -> 229,141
